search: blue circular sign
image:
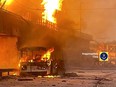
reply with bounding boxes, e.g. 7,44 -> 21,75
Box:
100,52 -> 108,60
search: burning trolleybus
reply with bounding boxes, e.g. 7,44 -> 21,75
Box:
19,47 -> 65,76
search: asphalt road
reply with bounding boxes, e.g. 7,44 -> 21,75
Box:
0,70 -> 116,87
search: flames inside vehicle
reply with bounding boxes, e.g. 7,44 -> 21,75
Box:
19,47 -> 64,76
19,47 -> 55,76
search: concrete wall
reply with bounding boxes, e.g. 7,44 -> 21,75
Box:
0,36 -> 19,69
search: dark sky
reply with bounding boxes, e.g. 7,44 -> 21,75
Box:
4,0 -> 116,42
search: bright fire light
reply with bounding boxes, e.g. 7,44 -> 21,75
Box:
1,0 -> 13,6
18,60 -> 21,68
41,48 -> 54,61
41,0 -> 63,24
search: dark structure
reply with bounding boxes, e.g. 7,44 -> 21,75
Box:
62,32 -> 92,70
0,9 -> 29,36
0,9 -> 30,73
0,8 -> 93,73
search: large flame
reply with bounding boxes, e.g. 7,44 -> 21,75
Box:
41,0 -> 63,24
18,48 -> 54,67
0,0 -> 13,6
41,48 -> 54,61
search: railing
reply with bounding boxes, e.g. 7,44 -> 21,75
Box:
36,18 -> 57,30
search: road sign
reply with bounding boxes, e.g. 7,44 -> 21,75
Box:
99,52 -> 108,61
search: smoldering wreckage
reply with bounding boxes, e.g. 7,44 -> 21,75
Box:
1,1 -> 116,87
0,8 -> 93,77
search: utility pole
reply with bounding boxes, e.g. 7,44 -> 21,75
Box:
0,0 -> 7,9
80,0 -> 82,37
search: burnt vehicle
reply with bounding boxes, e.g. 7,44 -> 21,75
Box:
19,47 -> 65,76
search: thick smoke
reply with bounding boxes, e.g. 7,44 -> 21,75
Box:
18,17 -> 86,71
6,0 -> 93,71
6,0 -> 116,42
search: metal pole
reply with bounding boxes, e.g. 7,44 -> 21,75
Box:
80,0 -> 82,37
0,0 -> 7,9
0,0 -> 1,5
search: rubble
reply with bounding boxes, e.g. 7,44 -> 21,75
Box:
63,73 -> 78,77
52,84 -> 56,86
0,70 -> 115,87
62,80 -> 67,82
18,78 -> 33,81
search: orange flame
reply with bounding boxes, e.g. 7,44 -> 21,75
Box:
18,60 -> 21,68
18,56 -> 28,67
41,48 -> 54,61
41,0 -> 63,24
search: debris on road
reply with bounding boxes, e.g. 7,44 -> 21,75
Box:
63,73 -> 78,77
18,78 -> 33,81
